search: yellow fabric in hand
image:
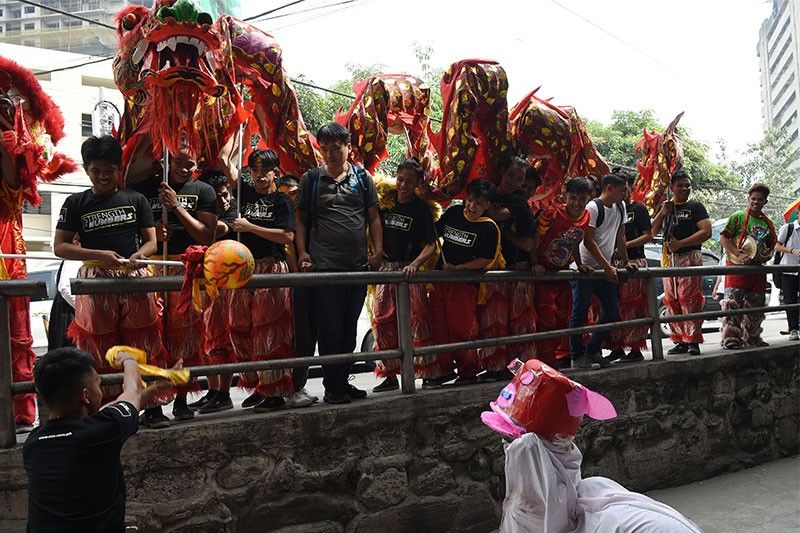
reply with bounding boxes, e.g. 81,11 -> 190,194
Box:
105,346 -> 190,386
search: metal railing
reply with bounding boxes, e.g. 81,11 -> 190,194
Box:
1,264 -> 798,447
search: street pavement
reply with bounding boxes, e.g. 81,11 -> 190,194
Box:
647,456 -> 800,533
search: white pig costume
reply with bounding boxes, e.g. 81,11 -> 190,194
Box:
481,359 -> 702,533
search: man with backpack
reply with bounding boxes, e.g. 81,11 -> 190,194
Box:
569,173 -> 637,369
295,123 -> 383,404
774,206 -> 800,340
774,206 -> 800,341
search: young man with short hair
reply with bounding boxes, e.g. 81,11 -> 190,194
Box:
425,179 -> 503,387
371,158 -> 436,392
531,177 -> 593,366
131,147 -> 218,425
484,156 -> 536,373
54,136 -> 164,412
295,123 -> 383,404
569,172 -> 636,369
651,170 -> 712,355
24,347 -> 169,532
229,149 -> 297,411
189,170 -> 237,414
605,172 -> 653,363
719,183 -> 777,349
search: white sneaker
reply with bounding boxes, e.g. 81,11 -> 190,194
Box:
790,330 -> 799,341
285,389 -> 316,408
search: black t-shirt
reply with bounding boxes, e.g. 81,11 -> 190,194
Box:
664,200 -> 709,253
217,204 -> 238,241
132,178 -> 218,255
56,189 -> 154,258
624,201 -> 652,260
23,401 -> 139,533
240,183 -> 295,260
495,191 -> 535,265
381,196 -> 436,263
436,204 -> 499,267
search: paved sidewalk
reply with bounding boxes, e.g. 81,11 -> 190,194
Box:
647,456 -> 800,533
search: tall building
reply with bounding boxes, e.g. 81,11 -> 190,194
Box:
757,0 -> 800,191
0,1 -> 143,56
0,1 -> 240,56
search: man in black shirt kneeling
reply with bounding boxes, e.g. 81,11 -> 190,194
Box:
24,347 -> 169,532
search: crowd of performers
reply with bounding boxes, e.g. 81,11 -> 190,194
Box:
4,120 -> 798,432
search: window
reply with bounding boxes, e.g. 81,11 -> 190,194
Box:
45,21 -> 59,30
85,0 -> 102,10
81,113 -> 93,137
23,23 -> 34,30
11,10 -> 20,19
0,26 -> 4,33
64,20 -> 82,28
24,6 -> 35,14
0,9 -> 4,16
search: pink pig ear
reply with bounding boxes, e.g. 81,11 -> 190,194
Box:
566,386 -> 617,420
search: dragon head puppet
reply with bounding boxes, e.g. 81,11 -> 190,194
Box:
113,0 -> 316,183
0,56 -> 77,205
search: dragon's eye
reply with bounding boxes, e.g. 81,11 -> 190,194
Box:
121,12 -> 139,31
197,12 -> 213,25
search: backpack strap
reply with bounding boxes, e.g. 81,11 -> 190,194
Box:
775,223 -> 795,265
592,198 -> 605,228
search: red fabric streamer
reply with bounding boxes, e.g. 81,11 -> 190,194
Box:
177,245 -> 208,316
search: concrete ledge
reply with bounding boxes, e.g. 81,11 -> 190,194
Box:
1,345 -> 797,532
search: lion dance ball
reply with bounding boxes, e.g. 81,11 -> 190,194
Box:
203,240 -> 255,289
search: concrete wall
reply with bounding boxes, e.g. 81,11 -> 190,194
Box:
0,345 -> 797,532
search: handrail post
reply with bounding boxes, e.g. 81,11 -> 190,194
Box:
646,277 -> 664,361
0,296 -> 16,447
396,281 -> 416,394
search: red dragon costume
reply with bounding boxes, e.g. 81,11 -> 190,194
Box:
0,56 -> 77,427
112,1 -> 319,397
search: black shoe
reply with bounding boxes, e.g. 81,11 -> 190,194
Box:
172,397 -> 194,421
687,343 -> 701,355
586,351 -> 611,368
372,376 -> 399,393
453,375 -> 478,386
421,371 -> 458,389
618,349 -> 645,363
667,343 -> 688,355
143,407 -> 171,429
242,392 -> 265,409
198,393 -> 233,414
188,390 -> 216,411
605,349 -> 625,363
15,422 -> 34,434
346,383 -> 368,400
253,396 -> 286,412
323,390 -> 352,404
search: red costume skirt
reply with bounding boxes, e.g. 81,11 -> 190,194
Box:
371,262 -> 433,378
229,258 -> 294,397
426,282 -> 479,378
663,250 -> 704,344
477,282 -> 511,372
508,280 -> 537,362
606,257 -> 649,350
533,280 -> 572,366
69,265 -> 164,402
203,288 -> 235,365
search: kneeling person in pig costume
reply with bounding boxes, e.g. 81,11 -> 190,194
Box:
481,359 -> 702,533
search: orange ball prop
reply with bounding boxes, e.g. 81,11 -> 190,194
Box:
203,240 -> 255,289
